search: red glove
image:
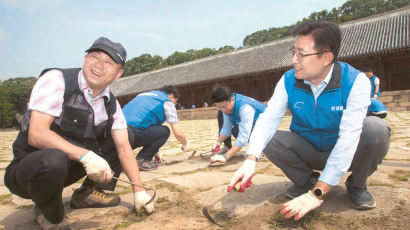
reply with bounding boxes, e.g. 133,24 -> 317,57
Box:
227,159 -> 255,192
211,142 -> 221,155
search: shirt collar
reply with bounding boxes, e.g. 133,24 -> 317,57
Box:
78,69 -> 111,101
304,63 -> 334,87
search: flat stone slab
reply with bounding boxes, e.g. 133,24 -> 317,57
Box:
0,205 -> 36,230
160,171 -> 234,189
321,186 -> 409,218
154,159 -> 210,174
195,174 -> 291,217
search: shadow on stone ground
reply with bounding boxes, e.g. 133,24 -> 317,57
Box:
0,112 -> 409,229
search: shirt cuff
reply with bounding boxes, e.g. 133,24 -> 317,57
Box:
318,168 -> 344,186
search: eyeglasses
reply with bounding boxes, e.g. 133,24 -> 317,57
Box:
290,49 -> 330,62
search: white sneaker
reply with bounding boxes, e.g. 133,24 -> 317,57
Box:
216,146 -> 229,155
35,206 -> 71,230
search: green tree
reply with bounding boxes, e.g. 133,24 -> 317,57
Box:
123,54 -> 163,77
1,77 -> 37,113
243,0 -> 410,47
0,86 -> 16,128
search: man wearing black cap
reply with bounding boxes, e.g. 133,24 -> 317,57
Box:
4,37 -> 154,229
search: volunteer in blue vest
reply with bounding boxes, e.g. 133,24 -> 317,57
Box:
122,85 -> 189,171
365,68 -> 380,98
367,98 -> 388,119
209,85 -> 266,165
228,20 -> 391,220
4,37 -> 154,229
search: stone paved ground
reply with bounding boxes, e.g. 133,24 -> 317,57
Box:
0,112 -> 409,229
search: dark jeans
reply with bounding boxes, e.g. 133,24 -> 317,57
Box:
217,110 -> 239,149
128,124 -> 170,161
4,134 -> 124,224
264,116 -> 391,189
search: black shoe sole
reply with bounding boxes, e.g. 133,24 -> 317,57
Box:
350,201 -> 376,210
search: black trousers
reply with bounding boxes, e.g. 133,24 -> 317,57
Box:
4,133 -> 127,224
264,116 -> 391,189
128,124 -> 170,161
217,110 -> 239,149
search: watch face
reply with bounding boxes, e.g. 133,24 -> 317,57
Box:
314,188 -> 323,197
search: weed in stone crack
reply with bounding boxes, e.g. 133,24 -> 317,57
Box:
17,204 -> 35,209
369,181 -> 396,188
388,169 -> 410,182
268,209 -> 324,230
156,196 -> 169,203
113,210 -> 147,229
155,182 -> 185,193
0,194 -> 12,205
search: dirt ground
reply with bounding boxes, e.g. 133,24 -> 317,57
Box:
0,112 -> 409,230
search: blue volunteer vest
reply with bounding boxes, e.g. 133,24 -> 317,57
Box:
369,76 -> 380,98
368,98 -> 387,113
122,90 -> 171,129
229,93 -> 266,126
284,62 -> 360,151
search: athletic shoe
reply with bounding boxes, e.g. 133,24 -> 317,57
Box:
345,176 -> 376,210
70,186 -> 120,209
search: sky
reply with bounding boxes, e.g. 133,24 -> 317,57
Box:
0,0 -> 349,80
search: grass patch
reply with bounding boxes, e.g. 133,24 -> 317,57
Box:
113,210 -> 147,229
115,187 -> 133,196
156,196 -> 169,203
369,182 -> 396,188
17,204 -> 35,209
384,158 -> 410,162
268,209 -> 325,230
196,186 -> 213,193
256,165 -> 271,174
155,182 -> 185,193
388,170 -> 410,182
0,194 -> 12,205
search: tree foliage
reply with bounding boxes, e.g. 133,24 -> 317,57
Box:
243,0 -> 409,47
1,77 -> 37,113
0,86 -> 16,128
0,77 -> 36,128
123,46 -> 235,77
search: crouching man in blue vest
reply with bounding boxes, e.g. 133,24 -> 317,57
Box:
4,37 -> 154,229
367,98 -> 387,119
228,20 -> 391,220
209,85 -> 266,165
122,85 -> 189,171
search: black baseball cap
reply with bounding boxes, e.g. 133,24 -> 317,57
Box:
86,37 -> 127,67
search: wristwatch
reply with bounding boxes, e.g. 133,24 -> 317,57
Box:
313,187 -> 324,200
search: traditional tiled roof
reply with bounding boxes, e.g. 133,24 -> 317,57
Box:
111,6 -> 410,97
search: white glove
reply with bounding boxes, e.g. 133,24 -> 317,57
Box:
374,95 -> 378,99
210,154 -> 227,164
154,152 -> 166,163
227,159 -> 255,192
181,143 -> 190,152
134,191 -> 155,214
280,190 -> 323,220
79,151 -> 112,184
211,142 -> 221,155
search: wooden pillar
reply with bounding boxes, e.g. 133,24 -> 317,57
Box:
378,55 -> 388,91
190,87 -> 195,108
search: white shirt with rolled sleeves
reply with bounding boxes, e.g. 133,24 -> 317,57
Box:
246,64 -> 371,186
220,104 -> 256,147
28,69 -> 127,130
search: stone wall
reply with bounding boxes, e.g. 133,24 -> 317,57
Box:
178,90 -> 410,120
379,90 -> 410,112
177,107 -> 218,120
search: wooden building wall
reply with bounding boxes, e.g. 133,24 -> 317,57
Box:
117,48 -> 409,108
